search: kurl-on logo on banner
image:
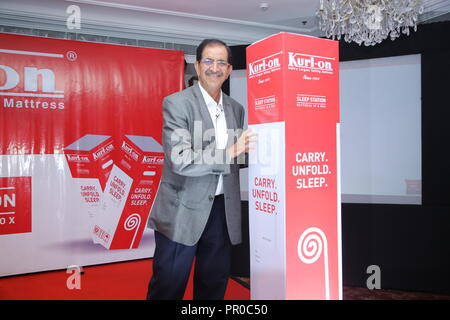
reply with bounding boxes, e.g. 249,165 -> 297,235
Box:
0,177 -> 32,235
0,48 -> 66,110
142,155 -> 164,165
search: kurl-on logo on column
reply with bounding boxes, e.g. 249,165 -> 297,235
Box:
0,177 -> 32,235
287,52 -> 335,75
248,51 -> 282,79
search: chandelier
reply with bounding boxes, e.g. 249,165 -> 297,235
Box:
316,0 -> 424,46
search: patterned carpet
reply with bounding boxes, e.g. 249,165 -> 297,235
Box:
235,277 -> 450,300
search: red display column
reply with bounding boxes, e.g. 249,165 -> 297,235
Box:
247,32 -> 341,300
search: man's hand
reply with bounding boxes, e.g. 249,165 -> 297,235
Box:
227,129 -> 258,159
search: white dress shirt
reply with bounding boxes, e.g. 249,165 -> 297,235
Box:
198,83 -> 228,195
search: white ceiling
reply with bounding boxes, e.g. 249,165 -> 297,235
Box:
1,0 -> 449,46
98,0 -> 319,23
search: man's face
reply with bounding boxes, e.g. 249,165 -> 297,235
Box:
194,44 -> 232,93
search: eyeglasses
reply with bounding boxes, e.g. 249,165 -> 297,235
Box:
200,58 -> 230,68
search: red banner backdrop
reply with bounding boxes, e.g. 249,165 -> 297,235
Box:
0,33 -> 184,276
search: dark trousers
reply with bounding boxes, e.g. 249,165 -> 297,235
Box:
146,195 -> 232,300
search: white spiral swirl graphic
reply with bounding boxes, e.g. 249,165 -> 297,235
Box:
298,230 -> 323,264
124,213 -> 141,249
298,227 -> 330,300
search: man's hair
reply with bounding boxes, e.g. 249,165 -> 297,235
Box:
196,39 -> 232,64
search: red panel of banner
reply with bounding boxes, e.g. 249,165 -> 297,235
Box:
0,33 -> 184,155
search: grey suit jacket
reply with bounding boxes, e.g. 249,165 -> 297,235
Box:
148,83 -> 245,246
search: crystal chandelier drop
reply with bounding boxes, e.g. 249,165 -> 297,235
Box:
316,0 -> 425,46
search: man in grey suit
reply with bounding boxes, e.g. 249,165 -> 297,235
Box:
147,39 -> 256,300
